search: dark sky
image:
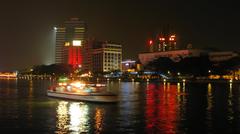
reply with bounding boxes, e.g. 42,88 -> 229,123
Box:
0,0 -> 239,71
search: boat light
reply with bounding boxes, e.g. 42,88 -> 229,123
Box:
70,81 -> 86,88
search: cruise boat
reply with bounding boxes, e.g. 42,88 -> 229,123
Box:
47,78 -> 118,103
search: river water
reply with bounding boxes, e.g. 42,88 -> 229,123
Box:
0,79 -> 240,134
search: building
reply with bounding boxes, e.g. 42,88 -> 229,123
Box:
54,18 -> 86,67
82,39 -> 93,72
209,51 -> 238,62
139,48 -> 239,66
139,49 -> 208,66
83,41 -> 122,72
158,34 -> 177,51
121,59 -> 136,72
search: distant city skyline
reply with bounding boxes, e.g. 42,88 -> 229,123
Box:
0,0 -> 239,71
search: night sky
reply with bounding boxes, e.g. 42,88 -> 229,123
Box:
0,0 -> 239,71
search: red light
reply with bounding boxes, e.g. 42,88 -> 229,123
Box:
68,46 -> 83,68
149,40 -> 153,45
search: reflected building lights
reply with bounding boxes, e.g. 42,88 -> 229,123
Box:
29,80 -> 33,98
56,101 -> 69,134
56,101 -> 90,134
177,83 -> 181,93
207,83 -> 213,110
229,83 -> 233,98
146,83 -> 178,133
207,83 -> 213,128
228,83 -> 234,121
69,102 -> 89,133
95,108 -> 104,134
177,83 -> 181,102
182,82 -> 186,93
207,83 -> 212,97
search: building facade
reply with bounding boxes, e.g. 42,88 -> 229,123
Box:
82,41 -> 122,72
92,42 -> 122,72
139,49 -> 208,66
209,51 -> 238,62
54,18 -> 86,67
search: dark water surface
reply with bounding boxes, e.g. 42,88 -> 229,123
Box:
0,79 -> 240,134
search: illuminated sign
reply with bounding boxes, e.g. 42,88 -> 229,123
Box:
65,42 -> 70,46
72,40 -> 82,46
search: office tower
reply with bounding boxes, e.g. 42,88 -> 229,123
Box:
54,18 -> 86,68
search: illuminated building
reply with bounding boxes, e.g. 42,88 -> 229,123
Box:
158,34 -> 177,52
147,32 -> 177,52
82,39 -> 94,72
121,59 -> 136,72
139,49 -> 208,65
54,18 -> 86,67
86,41 -> 122,72
64,40 -> 83,67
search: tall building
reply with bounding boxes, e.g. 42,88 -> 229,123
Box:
148,26 -> 177,52
83,41 -> 122,72
158,34 -> 177,51
54,18 -> 86,67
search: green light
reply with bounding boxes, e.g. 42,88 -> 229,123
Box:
58,77 -> 69,82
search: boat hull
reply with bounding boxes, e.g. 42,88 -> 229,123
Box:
47,91 -> 118,103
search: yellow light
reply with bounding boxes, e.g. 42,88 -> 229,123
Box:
70,81 -> 86,88
56,101 -> 69,133
69,103 -> 89,133
95,108 -> 104,133
65,42 -> 70,46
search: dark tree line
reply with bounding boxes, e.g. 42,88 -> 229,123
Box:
22,64 -> 74,76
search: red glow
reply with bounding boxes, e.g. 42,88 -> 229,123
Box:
68,46 -> 83,68
149,40 -> 153,45
146,83 -> 178,133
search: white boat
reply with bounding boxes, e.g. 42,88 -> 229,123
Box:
47,91 -> 118,102
47,80 -> 118,103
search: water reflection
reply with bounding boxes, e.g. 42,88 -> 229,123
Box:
207,83 -> 213,110
70,102 -> 89,133
95,108 -> 104,134
56,101 -> 69,134
56,101 -> 91,134
146,83 -> 178,133
29,80 -> 33,98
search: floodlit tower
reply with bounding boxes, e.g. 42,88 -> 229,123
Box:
54,18 -> 86,67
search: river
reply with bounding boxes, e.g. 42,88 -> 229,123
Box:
0,79 -> 240,133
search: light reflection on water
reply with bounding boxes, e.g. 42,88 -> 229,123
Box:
56,101 -> 90,134
94,108 -> 104,134
56,101 -> 69,134
1,79 -> 240,133
146,82 -> 179,133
